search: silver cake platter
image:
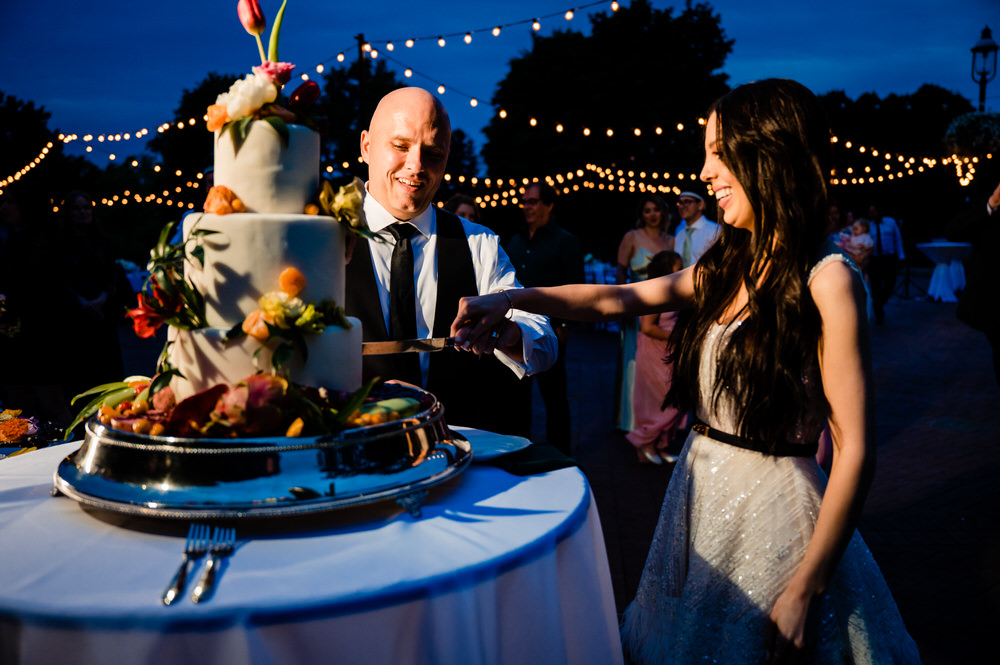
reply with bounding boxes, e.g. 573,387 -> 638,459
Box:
52,386 -> 471,520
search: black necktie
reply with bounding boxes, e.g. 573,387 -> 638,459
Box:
387,223 -> 419,340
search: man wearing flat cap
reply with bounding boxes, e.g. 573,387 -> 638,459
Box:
673,190 -> 719,268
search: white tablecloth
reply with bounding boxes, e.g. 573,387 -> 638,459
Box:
916,242 -> 972,302
0,436 -> 623,665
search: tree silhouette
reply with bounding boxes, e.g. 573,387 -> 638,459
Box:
147,72 -> 240,177
318,57 -> 405,179
482,0 -> 732,178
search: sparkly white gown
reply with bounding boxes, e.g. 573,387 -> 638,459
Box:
620,254 -> 921,664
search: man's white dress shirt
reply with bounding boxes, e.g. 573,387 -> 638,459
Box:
362,193 -> 557,381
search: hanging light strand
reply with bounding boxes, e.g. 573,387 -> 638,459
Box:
363,1 -> 614,52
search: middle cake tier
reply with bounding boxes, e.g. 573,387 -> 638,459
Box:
183,212 -> 349,326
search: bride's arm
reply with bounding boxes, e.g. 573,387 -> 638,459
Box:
766,259 -> 875,659
451,267 -> 695,352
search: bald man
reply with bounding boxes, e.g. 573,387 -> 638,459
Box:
345,88 -> 556,435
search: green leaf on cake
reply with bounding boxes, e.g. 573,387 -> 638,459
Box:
261,115 -> 290,147
271,340 -> 294,370
70,381 -> 132,406
189,245 -> 205,267
332,377 -> 379,427
149,371 -> 177,397
224,320 -> 247,343
64,385 -> 136,441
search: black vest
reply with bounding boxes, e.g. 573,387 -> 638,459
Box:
345,209 -> 520,431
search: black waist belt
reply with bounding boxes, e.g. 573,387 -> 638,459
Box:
692,420 -> 818,457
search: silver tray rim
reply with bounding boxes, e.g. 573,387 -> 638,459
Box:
51,386 -> 472,520
52,449 -> 470,520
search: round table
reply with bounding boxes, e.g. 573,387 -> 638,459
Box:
0,435 -> 623,665
916,242 -> 972,302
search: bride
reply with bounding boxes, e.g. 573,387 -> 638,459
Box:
451,79 -> 920,664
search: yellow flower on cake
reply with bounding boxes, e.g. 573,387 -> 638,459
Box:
259,291 -> 304,329
331,178 -> 365,228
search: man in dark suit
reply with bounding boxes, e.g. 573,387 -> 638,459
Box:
345,87 -> 557,433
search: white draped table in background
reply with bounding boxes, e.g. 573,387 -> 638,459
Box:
0,433 -> 623,665
916,241 -> 973,302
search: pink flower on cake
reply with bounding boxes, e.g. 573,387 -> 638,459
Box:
253,61 -> 295,87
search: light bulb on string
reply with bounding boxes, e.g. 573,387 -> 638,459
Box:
385,42 -> 394,51
532,19 -> 541,31
464,32 -> 472,44
437,36 -> 445,47
404,68 -> 413,78
406,39 -> 415,47
492,26 -> 501,36
565,10 -> 574,20
437,85 -> 445,94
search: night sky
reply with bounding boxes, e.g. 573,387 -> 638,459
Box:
2,0 -> 996,164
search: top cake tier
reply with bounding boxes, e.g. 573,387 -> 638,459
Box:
214,122 -> 319,214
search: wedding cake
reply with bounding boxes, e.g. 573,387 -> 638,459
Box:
166,122 -> 362,401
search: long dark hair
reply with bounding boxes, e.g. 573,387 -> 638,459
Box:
666,79 -> 832,444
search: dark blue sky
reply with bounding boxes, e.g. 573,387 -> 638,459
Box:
2,0 -> 996,165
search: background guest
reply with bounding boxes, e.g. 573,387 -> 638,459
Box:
839,217 -> 874,277
672,190 -> 719,268
866,202 -> 905,324
443,193 -> 480,223
614,194 -> 675,432
504,182 -> 585,455
625,250 -> 687,465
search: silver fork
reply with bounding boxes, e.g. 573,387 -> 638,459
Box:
162,523 -> 210,606
191,526 -> 236,603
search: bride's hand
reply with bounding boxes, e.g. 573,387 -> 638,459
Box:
764,585 -> 817,664
451,293 -> 510,353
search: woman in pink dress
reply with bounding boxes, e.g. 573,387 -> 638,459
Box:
626,250 -> 688,464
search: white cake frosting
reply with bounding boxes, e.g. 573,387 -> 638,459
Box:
168,323 -> 362,401
182,212 -> 347,328
168,120 -> 362,398
214,122 -> 319,214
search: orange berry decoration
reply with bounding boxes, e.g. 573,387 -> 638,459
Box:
278,267 -> 306,297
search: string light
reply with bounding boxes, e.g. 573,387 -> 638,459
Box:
2,2 -> 985,191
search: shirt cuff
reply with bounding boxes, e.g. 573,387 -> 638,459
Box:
494,312 -> 558,378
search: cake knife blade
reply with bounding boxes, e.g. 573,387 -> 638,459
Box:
362,337 -> 457,355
